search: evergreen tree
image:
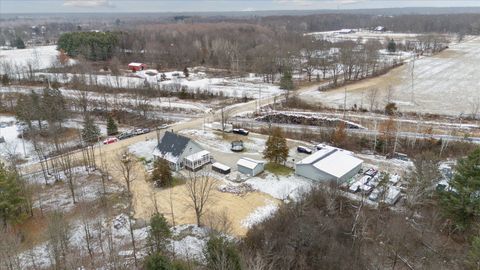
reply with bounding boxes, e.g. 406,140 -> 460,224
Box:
387,39 -> 397,53
183,67 -> 189,78
151,158 -> 173,187
439,148 -> 480,230
82,115 -> 100,143
205,236 -> 242,270
42,87 -> 67,126
106,114 -> 118,136
263,127 -> 289,164
467,236 -> 480,269
14,37 -> 25,49
144,253 -> 176,270
1,74 -> 9,86
280,69 -> 294,90
0,164 -> 26,228
148,213 -> 171,254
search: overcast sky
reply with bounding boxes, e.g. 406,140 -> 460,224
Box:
2,0 -> 480,13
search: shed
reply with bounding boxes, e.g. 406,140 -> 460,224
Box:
212,162 -> 231,174
128,62 -> 147,72
295,145 -> 363,183
237,157 -> 264,176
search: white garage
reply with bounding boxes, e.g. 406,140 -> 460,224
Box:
295,146 -> 363,183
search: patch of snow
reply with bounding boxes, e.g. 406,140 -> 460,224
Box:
241,200 -> 279,228
246,173 -> 314,202
128,139 -> 157,161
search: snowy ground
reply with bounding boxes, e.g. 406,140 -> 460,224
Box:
245,173 -> 314,202
128,138 -> 157,161
0,45 -> 75,73
28,166 -> 124,212
37,70 -> 283,99
179,129 -> 266,154
300,37 -> 480,116
306,29 -> 422,44
241,199 -> 279,229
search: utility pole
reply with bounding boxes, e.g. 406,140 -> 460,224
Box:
411,55 -> 415,104
343,87 -> 347,119
21,129 -> 27,158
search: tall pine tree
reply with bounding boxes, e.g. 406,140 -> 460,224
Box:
151,158 -> 173,187
82,115 -> 100,143
263,127 -> 289,164
0,164 -> 26,228
439,148 -> 480,230
106,114 -> 118,136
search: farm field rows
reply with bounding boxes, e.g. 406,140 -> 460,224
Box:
300,36 -> 480,116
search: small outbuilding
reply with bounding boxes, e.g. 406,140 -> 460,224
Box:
128,62 -> 147,72
212,162 -> 231,174
237,157 -> 265,176
295,145 -> 363,183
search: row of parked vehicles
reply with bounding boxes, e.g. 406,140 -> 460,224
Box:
103,128 -> 151,144
342,168 -> 402,205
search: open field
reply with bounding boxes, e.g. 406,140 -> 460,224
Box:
300,37 -> 480,116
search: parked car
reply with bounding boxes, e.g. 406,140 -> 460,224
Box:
133,128 -> 145,135
297,146 -> 313,154
117,132 -> 133,140
158,124 -> 170,129
142,128 -> 151,134
232,128 -> 249,136
364,168 -> 378,177
103,137 -> 118,145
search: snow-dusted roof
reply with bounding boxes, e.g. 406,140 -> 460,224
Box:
297,146 -> 363,179
212,162 -> 230,171
154,131 -> 192,162
237,157 -> 264,170
184,150 -> 210,162
128,62 -> 145,67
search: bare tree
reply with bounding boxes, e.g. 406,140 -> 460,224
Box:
185,171 -> 217,226
58,150 -> 77,204
115,150 -> 137,195
46,211 -> 71,269
367,87 -> 379,111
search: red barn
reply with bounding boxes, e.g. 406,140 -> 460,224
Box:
128,62 -> 147,72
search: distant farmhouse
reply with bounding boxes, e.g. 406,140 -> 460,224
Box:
128,62 -> 147,72
295,145 -> 363,182
153,131 -> 211,171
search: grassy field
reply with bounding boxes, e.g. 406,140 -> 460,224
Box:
265,162 -> 294,176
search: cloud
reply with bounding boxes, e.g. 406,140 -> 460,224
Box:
64,0 -> 113,8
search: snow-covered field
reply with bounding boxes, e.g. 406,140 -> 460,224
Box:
0,45 -> 74,73
38,70 -> 282,99
300,37 -> 480,116
306,29 -> 421,44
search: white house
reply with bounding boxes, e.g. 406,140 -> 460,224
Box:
153,131 -> 208,171
295,145 -> 363,182
237,157 -> 265,176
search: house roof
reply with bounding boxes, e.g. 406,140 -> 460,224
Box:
154,131 -> 191,162
237,157 -> 264,170
297,146 -> 363,179
184,150 -> 210,162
